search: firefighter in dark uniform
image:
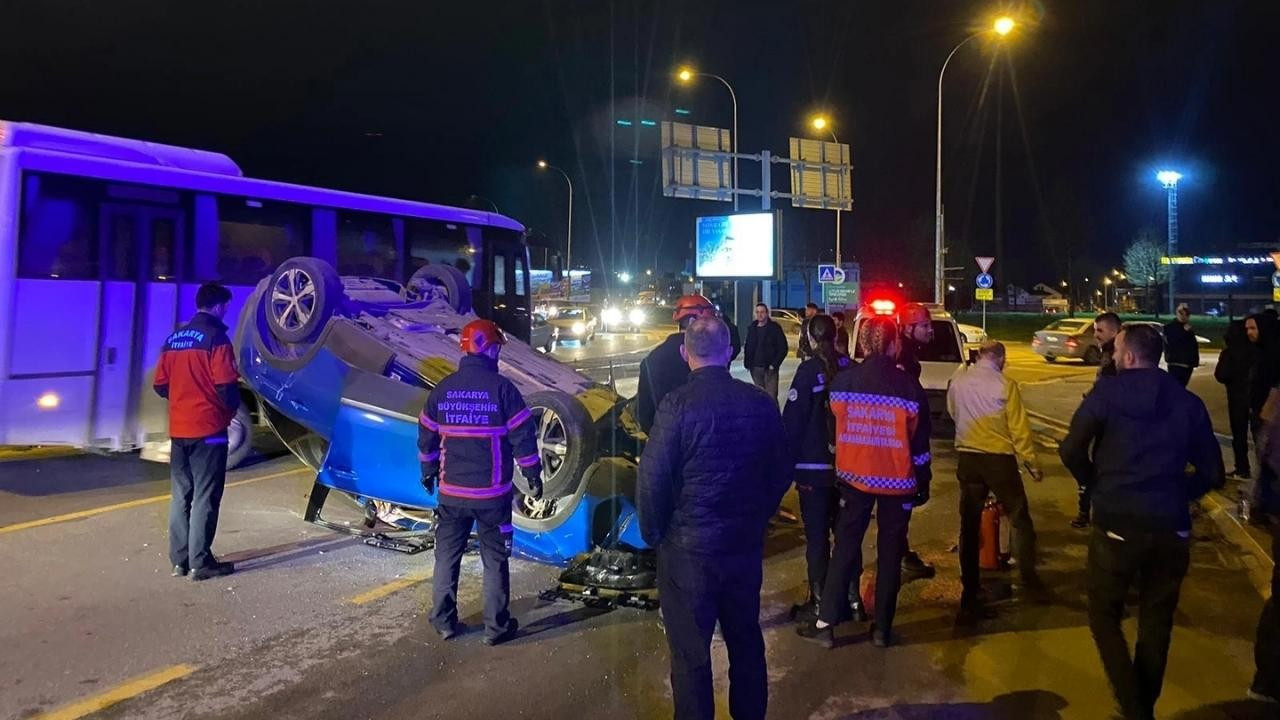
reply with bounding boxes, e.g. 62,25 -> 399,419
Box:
782,314 -> 864,620
798,315 -> 932,648
635,294 -> 718,433
418,319 -> 543,645
895,302 -> 937,582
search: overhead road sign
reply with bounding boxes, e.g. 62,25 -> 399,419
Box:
788,137 -> 851,211
661,121 -> 734,202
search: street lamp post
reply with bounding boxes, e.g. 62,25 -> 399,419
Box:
934,16 -> 1016,305
537,160 -> 574,273
811,115 -> 844,265
1157,170 -> 1182,315
677,68 -> 739,211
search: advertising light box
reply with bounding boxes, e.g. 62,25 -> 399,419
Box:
695,213 -> 776,279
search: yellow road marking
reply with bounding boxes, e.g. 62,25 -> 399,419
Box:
0,467 -> 309,536
0,446 -> 80,463
347,569 -> 433,606
31,664 -> 195,720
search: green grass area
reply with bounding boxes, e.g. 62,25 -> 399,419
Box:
954,312 -> 1233,349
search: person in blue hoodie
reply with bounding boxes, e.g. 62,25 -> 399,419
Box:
1060,322 -> 1223,720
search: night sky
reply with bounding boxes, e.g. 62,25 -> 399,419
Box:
4,0 -> 1279,295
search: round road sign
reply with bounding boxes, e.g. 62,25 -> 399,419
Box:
976,272 -> 994,289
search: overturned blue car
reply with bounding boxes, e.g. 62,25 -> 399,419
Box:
236,256 -> 655,605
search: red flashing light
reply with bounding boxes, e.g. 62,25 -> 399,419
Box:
869,299 -> 896,316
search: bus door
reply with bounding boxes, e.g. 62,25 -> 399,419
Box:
486,240 -> 532,343
93,202 -> 187,450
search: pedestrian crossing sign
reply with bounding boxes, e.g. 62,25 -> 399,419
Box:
818,264 -> 842,283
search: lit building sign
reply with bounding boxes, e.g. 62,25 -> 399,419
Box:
1162,255 -> 1274,266
1199,274 -> 1241,284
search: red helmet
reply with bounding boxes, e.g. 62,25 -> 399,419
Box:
672,294 -> 716,323
898,302 -> 931,327
460,319 -> 507,354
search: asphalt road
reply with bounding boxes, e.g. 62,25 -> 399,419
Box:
1,342 -> 1274,720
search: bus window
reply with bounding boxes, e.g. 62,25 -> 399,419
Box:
514,249 -> 528,298
337,211 -> 397,277
493,253 -> 507,297
17,173 -> 99,279
106,213 -> 138,280
404,219 -> 474,284
151,216 -> 177,281
216,197 -> 309,285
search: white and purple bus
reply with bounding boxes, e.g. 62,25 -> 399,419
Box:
0,121 -> 535,465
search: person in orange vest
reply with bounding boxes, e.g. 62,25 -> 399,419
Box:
797,315 -> 932,648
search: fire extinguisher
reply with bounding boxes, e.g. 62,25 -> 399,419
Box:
980,497 -> 1004,570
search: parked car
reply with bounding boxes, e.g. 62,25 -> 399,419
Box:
956,322 -> 988,345
851,300 -> 965,421
770,308 -> 804,347
1032,318 -> 1100,364
530,312 -> 558,353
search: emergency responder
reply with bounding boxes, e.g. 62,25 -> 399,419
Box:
1059,323 -> 1223,720
638,316 -> 791,720
782,315 -> 864,621
153,282 -> 239,581
895,302 -> 937,581
798,315 -> 932,648
418,319 -> 543,646
1074,312 -> 1122,529
797,302 -> 820,359
636,294 -> 717,433
947,341 -> 1046,623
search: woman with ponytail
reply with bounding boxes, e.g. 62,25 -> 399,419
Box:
781,314 -> 862,620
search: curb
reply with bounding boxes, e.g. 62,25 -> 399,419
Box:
1027,409 -> 1274,596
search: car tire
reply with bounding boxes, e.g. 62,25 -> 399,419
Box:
403,264 -> 473,314
265,257 -> 343,344
1045,355 -> 1057,363
521,390 -> 596,499
227,403 -> 253,470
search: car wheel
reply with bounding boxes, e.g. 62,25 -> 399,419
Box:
266,257 -> 343,344
226,403 -> 253,470
403,264 -> 473,314
522,390 -> 596,499
1045,355 -> 1058,363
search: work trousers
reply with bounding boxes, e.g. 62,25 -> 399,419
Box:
818,485 -> 912,634
1167,364 -> 1193,388
1227,388 -> 1253,475
168,432 -> 229,571
748,366 -> 779,404
957,452 -> 1037,601
1087,526 -> 1190,720
1253,523 -> 1280,698
431,502 -> 514,640
796,481 -> 840,591
658,548 -> 767,720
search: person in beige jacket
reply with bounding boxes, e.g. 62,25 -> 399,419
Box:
947,341 -> 1045,622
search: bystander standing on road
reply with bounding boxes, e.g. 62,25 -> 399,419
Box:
1074,312 -> 1121,529
832,311 -> 850,357
946,341 -> 1047,623
1163,303 -> 1199,388
1248,312 -> 1280,522
637,317 -> 790,720
782,315 -> 860,620
797,302 -> 819,360
153,282 -> 240,581
797,315 -> 932,649
744,302 -> 788,403
1250,415 -> 1280,705
1215,319 -> 1261,480
1059,323 -> 1224,720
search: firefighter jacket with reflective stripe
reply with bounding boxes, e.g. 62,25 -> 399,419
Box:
418,354 -> 540,508
829,353 -> 932,497
153,312 -> 240,439
782,355 -> 851,487
946,360 -> 1037,469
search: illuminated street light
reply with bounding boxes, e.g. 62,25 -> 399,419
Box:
537,160 -> 574,273
618,271 -> 633,284
808,113 -> 845,265
934,15 -> 1019,304
1156,170 -> 1183,314
675,65 -> 739,211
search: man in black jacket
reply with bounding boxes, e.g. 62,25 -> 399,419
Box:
1163,303 -> 1199,387
635,294 -> 717,433
1073,312 -> 1123,529
1059,323 -> 1223,720
797,302 -> 819,359
1216,319 -> 1261,479
638,316 -> 790,720
744,303 -> 789,403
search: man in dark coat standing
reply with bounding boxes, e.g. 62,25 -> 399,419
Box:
1163,303 -> 1199,387
638,316 -> 791,720
635,294 -> 717,433
743,302 -> 789,403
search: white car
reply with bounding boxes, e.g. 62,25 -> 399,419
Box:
851,301 -> 965,421
956,322 -> 988,345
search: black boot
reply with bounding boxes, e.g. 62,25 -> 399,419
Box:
901,550 -> 935,582
789,582 -> 822,621
847,588 -> 869,622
